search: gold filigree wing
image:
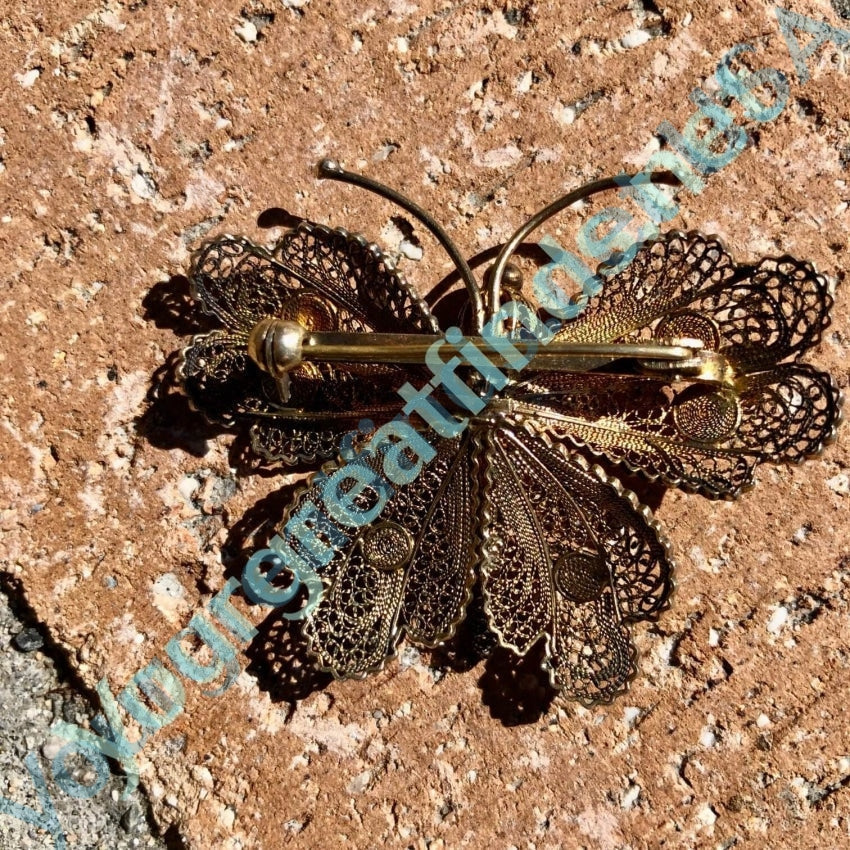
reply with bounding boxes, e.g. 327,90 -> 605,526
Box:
273,222 -> 438,334
282,433 -> 476,678
247,408 -> 398,468
506,363 -> 840,498
554,231 -> 832,372
191,236 -> 297,331
179,329 -> 276,425
191,224 -> 437,334
509,231 -> 840,497
181,223 -> 438,461
478,422 -> 672,705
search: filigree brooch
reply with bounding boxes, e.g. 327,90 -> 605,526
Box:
177,161 -> 840,705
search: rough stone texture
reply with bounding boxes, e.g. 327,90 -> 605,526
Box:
0,587 -> 168,849
1,1 -> 848,848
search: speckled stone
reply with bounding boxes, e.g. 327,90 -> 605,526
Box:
12,627 -> 44,653
1,2 -> 848,849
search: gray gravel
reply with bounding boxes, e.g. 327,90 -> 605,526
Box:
0,587 -> 168,849
832,0 -> 850,20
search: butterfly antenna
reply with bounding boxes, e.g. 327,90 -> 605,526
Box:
487,171 -> 682,318
317,159 -> 485,332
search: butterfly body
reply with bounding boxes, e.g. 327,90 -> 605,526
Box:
178,181 -> 839,705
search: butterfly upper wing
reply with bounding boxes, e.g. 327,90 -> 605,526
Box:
479,421 -> 672,704
180,223 -> 438,464
508,232 -> 840,497
279,433 -> 476,678
191,236 -> 298,331
553,232 -> 830,366
273,223 -> 437,334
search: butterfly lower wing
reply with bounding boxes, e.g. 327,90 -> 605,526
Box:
398,436 -> 477,646
479,422 -> 672,704
545,586 -> 636,704
507,362 -> 840,497
287,434 -> 476,677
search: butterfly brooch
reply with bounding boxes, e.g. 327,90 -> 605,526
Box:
177,160 -> 840,705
